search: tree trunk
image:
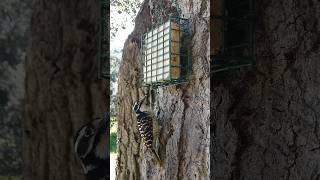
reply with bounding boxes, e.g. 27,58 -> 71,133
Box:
211,0 -> 320,179
117,0 -> 210,179
24,0 -> 108,180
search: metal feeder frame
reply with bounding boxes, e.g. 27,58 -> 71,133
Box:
211,0 -> 255,73
98,0 -> 110,80
140,16 -> 191,88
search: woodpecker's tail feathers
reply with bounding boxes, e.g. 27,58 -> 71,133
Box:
151,148 -> 162,166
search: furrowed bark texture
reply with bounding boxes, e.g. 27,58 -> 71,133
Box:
211,0 -> 320,179
24,0 -> 108,180
117,0 -> 210,179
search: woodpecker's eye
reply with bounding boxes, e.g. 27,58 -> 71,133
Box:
84,127 -> 95,137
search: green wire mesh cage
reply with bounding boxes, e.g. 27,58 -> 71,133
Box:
98,0 -> 109,80
211,0 -> 255,73
140,16 -> 191,88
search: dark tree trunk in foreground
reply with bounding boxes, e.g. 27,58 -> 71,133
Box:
211,0 -> 320,179
117,0 -> 210,179
24,0 -> 108,180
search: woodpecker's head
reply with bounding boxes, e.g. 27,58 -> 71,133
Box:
132,95 -> 146,113
74,113 -> 109,179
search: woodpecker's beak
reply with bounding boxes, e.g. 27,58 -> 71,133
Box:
137,95 -> 147,108
140,95 -> 147,102
139,95 -> 147,105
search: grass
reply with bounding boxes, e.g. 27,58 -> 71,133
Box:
110,131 -> 117,153
0,176 -> 21,180
110,119 -> 117,180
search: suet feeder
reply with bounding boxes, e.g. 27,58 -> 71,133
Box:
140,16 -> 191,88
211,0 -> 255,73
98,0 -> 110,80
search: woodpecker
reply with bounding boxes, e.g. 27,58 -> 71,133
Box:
74,113 -> 109,180
132,95 -> 161,165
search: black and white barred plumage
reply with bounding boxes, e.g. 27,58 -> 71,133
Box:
132,95 -> 161,164
74,113 -> 109,180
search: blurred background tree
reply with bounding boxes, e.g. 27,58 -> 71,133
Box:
0,0 -> 32,179
0,0 -> 141,179
110,56 -> 120,118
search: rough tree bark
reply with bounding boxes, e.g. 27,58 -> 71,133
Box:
211,0 -> 320,179
24,0 -> 108,180
117,0 -> 210,179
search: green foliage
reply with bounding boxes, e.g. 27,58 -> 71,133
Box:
110,56 -> 120,84
110,0 -> 143,39
110,0 -> 141,15
110,56 -> 121,117
110,117 -> 118,153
